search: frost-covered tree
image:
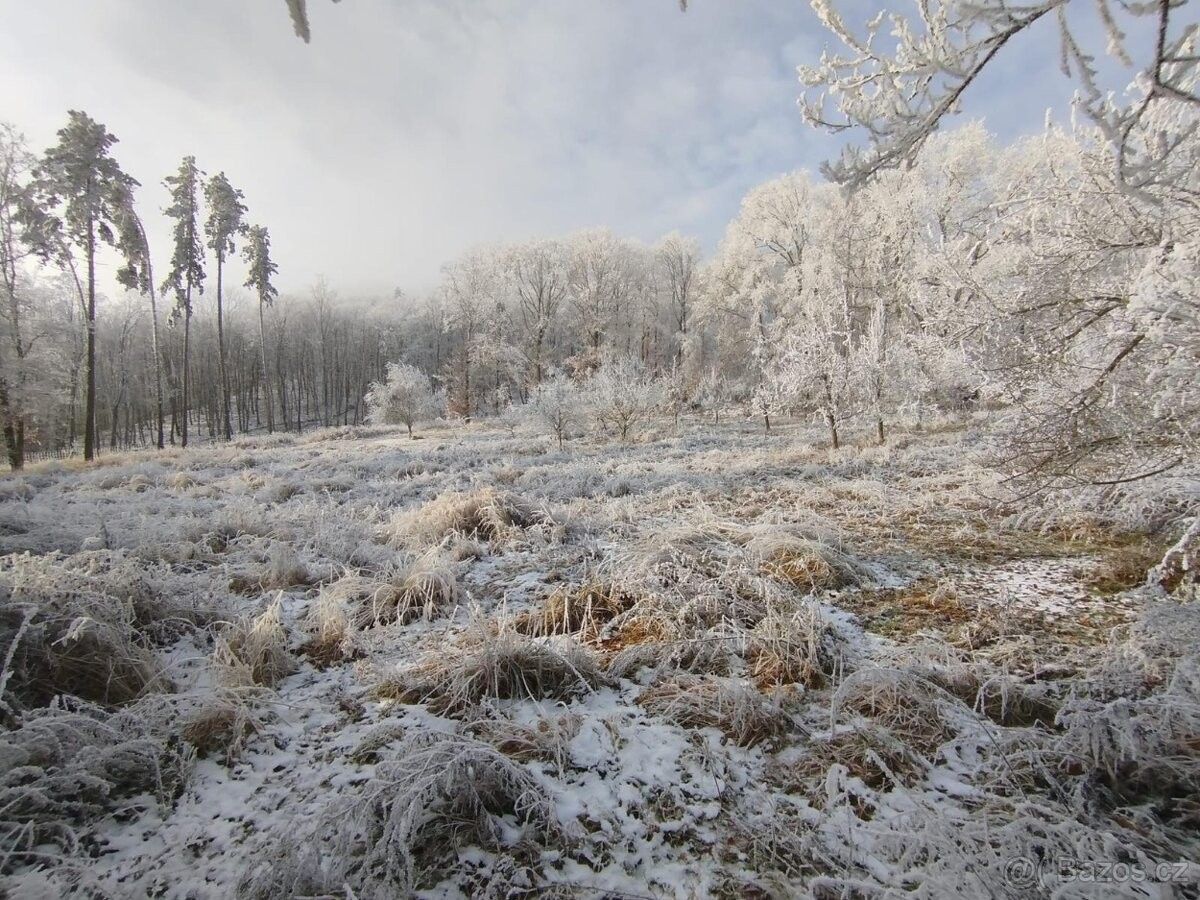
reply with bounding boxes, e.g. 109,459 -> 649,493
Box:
527,369 -> 582,450
504,240 -> 569,387
366,361 -> 436,438
204,171 -> 248,441
23,111 -> 138,462
0,123 -> 39,468
112,196 -> 165,450
161,156 -> 205,448
567,228 -> 636,359
799,0 -> 1200,187
585,356 -> 662,442
655,232 -> 700,366
243,224 -> 279,434
442,248 -> 498,418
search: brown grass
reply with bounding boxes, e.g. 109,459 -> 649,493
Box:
637,674 -> 790,747
513,581 -> 639,641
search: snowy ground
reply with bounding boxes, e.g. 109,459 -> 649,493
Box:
1,419 -> 1197,898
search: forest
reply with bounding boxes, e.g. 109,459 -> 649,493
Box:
0,0 -> 1197,897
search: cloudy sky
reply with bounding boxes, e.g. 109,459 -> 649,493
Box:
1,0 -> 1090,302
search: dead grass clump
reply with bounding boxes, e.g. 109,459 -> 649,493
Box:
779,724 -> 929,793
0,555 -> 181,711
1088,537 -> 1167,594
0,701 -> 189,871
388,487 -> 551,548
229,544 -> 311,595
213,597 -> 296,688
330,731 -> 561,894
637,674 -> 790,747
179,689 -> 271,763
839,579 -> 982,644
469,713 -> 583,770
743,525 -> 869,592
299,592 -> 361,668
375,631 -> 606,717
831,667 -> 959,758
746,603 -> 847,689
514,581 -> 639,640
347,553 -> 461,629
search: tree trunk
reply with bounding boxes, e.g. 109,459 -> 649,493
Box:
84,219 -> 97,462
181,285 -> 191,448
0,378 -> 21,470
216,251 -> 232,440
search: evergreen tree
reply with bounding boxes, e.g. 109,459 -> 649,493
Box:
113,196 -> 165,450
204,172 -> 247,441
243,224 -> 278,433
24,111 -> 138,461
161,156 -> 205,448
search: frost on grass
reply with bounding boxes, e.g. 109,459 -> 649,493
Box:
376,627 -> 607,717
241,731 -> 561,897
0,700 -> 190,872
387,487 -> 555,549
637,674 -> 790,747
212,596 -> 296,688
0,553 -> 205,710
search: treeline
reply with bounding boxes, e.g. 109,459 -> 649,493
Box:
2,109 -> 1197,507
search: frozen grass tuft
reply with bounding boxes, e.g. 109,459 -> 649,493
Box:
513,580 -> 639,640
350,552 -> 462,628
637,674 -> 791,747
0,700 -> 190,872
245,730 -> 561,896
0,553 -> 200,710
212,596 -> 296,688
376,627 -> 607,717
299,590 -> 360,667
387,487 -> 553,549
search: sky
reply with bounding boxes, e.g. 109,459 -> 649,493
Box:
0,0 -> 1111,304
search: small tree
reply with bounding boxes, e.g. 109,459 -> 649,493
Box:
365,362 -> 435,438
243,224 -> 279,434
527,369 -> 581,450
585,356 -> 662,442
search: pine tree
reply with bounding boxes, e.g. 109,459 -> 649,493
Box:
204,172 -> 247,441
25,111 -> 138,461
113,197 -> 165,450
243,224 -> 278,434
161,156 -> 205,448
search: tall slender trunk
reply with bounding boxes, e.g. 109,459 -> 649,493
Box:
138,216 -> 165,450
216,251 -> 232,440
0,378 -> 20,470
84,218 -> 97,461
258,296 -> 274,433
181,284 -> 191,448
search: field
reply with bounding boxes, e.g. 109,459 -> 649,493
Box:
0,418 -> 1197,898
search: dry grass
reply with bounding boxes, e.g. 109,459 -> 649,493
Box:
350,553 -> 462,629
775,723 -> 930,793
469,713 -> 583,770
637,674 -> 791,747
325,731 -> 561,894
299,592 -> 361,668
831,667 -> 959,758
0,554 -> 192,710
375,628 -> 607,717
513,581 -> 639,640
213,597 -> 296,688
387,487 -> 552,549
229,544 -> 311,595
745,603 -> 847,689
179,689 -> 271,763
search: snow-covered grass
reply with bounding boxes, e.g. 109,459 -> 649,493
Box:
0,417 -> 1196,897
